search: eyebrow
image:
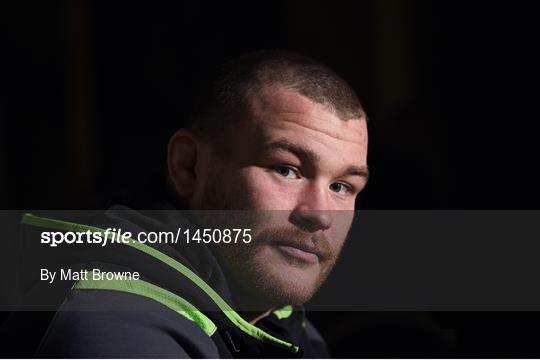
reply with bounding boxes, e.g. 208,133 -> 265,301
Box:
263,139 -> 370,180
344,165 -> 370,180
264,139 -> 321,163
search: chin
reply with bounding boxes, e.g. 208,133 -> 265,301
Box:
249,248 -> 322,306
270,275 -> 318,305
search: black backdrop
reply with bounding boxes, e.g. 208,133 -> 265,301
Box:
2,0 -> 540,357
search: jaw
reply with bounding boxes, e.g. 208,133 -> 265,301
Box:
231,244 -> 326,308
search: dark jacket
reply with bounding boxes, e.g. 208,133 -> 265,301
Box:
16,206 -> 329,358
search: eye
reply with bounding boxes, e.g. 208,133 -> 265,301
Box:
329,182 -> 352,195
274,165 -> 299,179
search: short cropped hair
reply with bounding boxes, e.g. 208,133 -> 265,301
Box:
186,50 -> 366,140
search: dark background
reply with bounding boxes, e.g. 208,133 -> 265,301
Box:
1,0 -> 540,357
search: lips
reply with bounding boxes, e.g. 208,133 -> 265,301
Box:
274,240 -> 322,264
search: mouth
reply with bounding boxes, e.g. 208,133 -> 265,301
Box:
274,240 -> 321,264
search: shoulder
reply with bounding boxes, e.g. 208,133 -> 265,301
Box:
37,288 -> 219,358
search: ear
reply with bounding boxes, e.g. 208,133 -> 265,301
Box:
167,129 -> 199,201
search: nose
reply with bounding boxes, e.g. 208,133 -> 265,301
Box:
290,184 -> 332,232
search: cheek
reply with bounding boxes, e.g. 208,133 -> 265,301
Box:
327,212 -> 354,250
334,211 -> 354,233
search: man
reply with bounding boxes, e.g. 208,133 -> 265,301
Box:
18,50 -> 368,358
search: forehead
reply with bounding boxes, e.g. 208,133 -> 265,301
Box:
242,86 -> 368,162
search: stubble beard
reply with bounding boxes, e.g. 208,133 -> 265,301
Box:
197,174 -> 345,310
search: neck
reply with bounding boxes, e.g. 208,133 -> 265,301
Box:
226,275 -> 276,324
231,287 -> 275,324
240,309 -> 274,324
205,245 -> 277,324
